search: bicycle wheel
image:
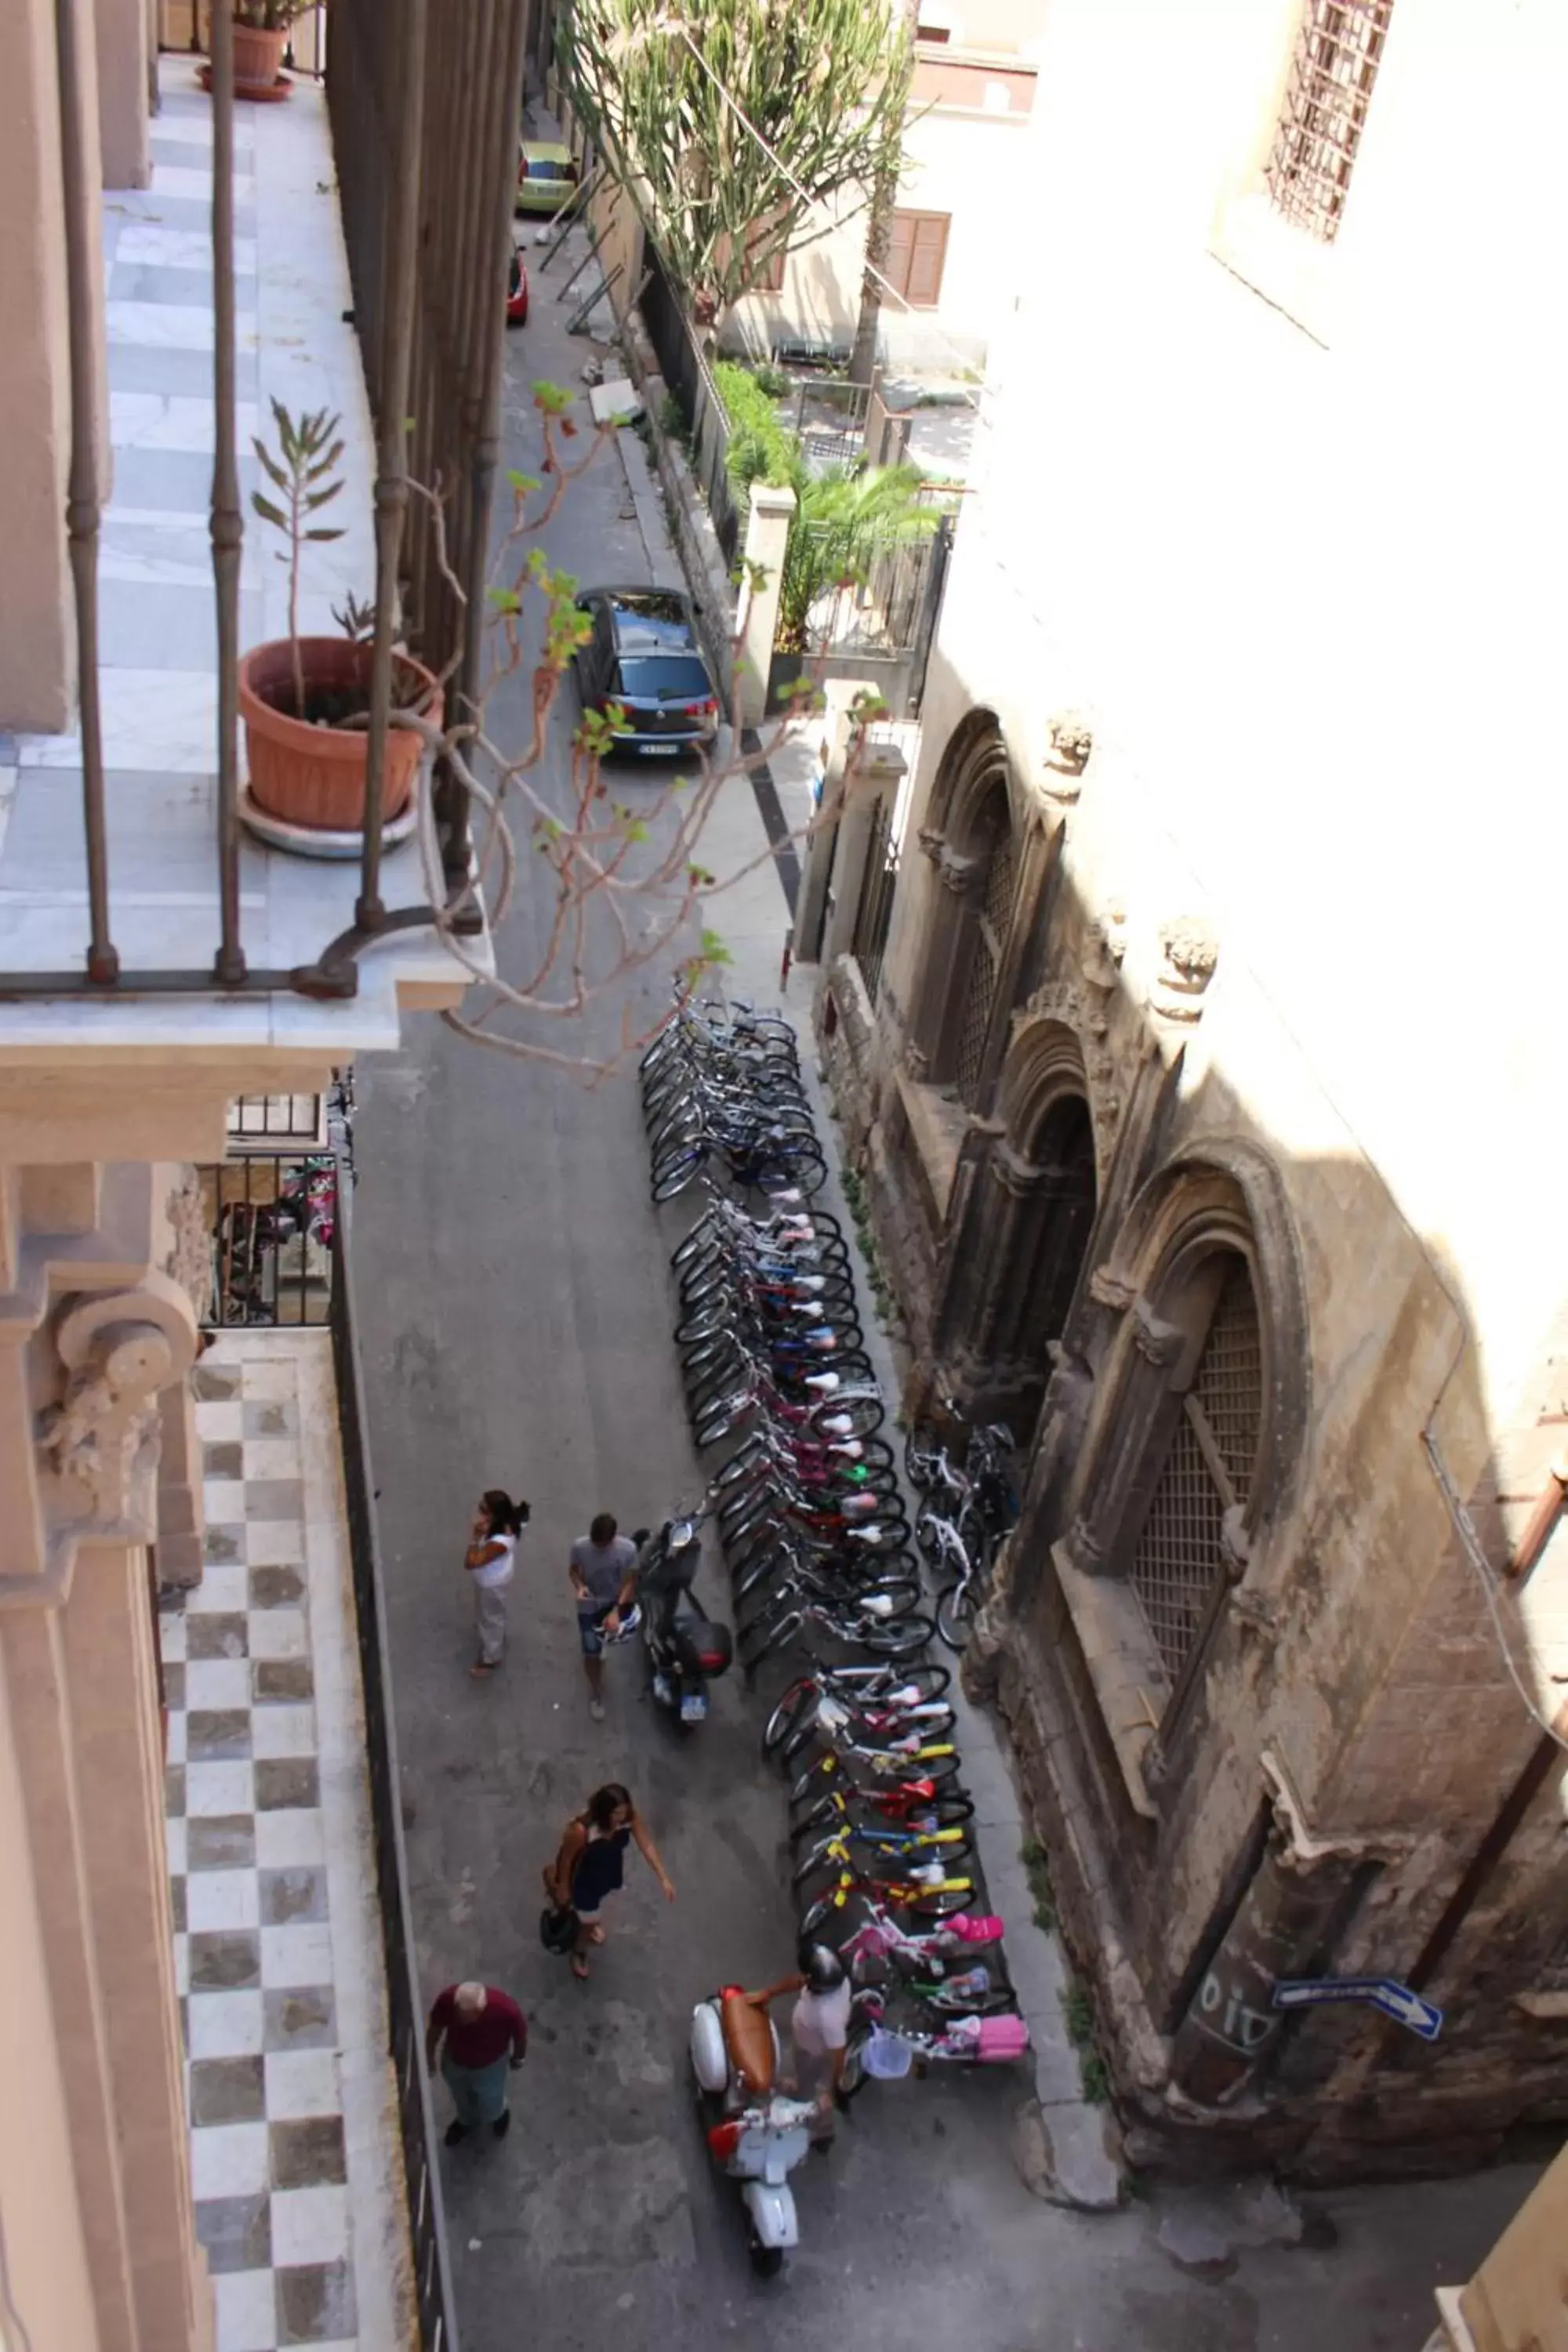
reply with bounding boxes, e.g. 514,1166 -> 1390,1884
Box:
761,1679 -> 818,1761
793,1833 -> 976,1887
790,1788 -> 973,1844
797,1884 -> 862,1941
692,1394 -> 753,1450
839,1611 -> 935,1661
806,1392 -> 886,1441
738,1606 -> 804,1678
651,1148 -> 706,1204
935,1578 -> 979,1653
787,1748 -> 965,1806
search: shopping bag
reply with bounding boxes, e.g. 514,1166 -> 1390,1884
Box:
539,1904 -> 578,1956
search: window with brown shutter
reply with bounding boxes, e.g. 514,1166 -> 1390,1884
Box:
886,210 -> 950,309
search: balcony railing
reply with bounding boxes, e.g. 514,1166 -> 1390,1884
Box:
1,0 -> 528,1007
331,1184 -> 463,2352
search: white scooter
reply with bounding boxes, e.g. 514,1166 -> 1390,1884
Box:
690,1988 -> 818,2276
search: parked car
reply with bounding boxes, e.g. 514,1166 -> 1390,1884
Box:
516,140 -> 579,216
506,245 -> 528,326
572,589 -> 720,757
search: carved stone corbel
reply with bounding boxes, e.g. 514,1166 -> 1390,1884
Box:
936,848 -> 985,899
165,1167 -> 213,1325
990,1141 -> 1046,1199
1088,1265 -> 1137,1312
1150,917 -> 1219,1025
1131,1297 -> 1183,1367
34,1271 -> 198,1552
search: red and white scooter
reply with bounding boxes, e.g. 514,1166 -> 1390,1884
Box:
691,1987 -> 817,2278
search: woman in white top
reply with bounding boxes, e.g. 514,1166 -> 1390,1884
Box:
465,1489 -> 529,1679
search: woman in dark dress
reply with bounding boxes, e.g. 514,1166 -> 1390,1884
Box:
545,1783 -> 675,1981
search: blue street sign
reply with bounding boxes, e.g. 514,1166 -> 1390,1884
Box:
1272,1976 -> 1443,2042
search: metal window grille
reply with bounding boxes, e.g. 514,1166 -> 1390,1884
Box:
1129,1258 -> 1262,1683
953,823 -> 1014,1106
226,1095 -> 325,1149
199,1155 -> 339,1327
1266,0 -> 1393,242
851,796 -> 898,1004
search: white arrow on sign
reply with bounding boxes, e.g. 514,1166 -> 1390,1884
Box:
1271,1976 -> 1443,2042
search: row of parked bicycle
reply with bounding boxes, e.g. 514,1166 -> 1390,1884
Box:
641,996 -> 1031,2085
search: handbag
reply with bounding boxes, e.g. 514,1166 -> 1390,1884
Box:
539,1903 -> 578,1956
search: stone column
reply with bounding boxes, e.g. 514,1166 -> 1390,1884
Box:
737,481 -> 797,728
0,0 -> 110,728
1168,1796 -> 1358,2111
822,739 -> 907,966
794,682 -> 865,964
155,1379 -> 206,1588
96,0 -> 152,189
0,1160 -> 215,2352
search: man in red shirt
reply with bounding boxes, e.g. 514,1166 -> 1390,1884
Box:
425,1980 -> 528,2147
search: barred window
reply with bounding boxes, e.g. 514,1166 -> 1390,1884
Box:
1266,0 -> 1393,243
851,793 -> 898,1004
1129,1256 -> 1262,1688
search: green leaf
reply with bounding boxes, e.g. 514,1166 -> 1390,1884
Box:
305,527 -> 346,542
250,492 -> 288,528
486,586 -> 523,613
506,469 -> 541,495
252,441 -> 292,491
304,482 -> 343,510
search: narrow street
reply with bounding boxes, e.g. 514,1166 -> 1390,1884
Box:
350,242 -> 1540,2351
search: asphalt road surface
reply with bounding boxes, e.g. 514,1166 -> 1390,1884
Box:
350,235 -> 1544,2352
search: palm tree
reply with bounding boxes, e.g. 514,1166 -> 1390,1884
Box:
775,462 -> 941,655
850,0 -> 922,386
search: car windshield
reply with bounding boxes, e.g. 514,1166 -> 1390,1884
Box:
614,656 -> 712,702
527,158 -> 570,180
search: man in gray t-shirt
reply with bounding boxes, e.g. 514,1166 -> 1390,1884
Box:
569,1512 -> 640,1720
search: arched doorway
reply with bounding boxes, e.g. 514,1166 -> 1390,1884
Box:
906,714 -> 1022,1109
933,1025 -> 1101,1432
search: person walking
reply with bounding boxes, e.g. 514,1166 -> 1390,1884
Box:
465,1489 -> 528,1679
742,1941 -> 852,2145
424,1980 -> 528,2146
568,1512 -> 639,1720
544,1782 -> 674,1982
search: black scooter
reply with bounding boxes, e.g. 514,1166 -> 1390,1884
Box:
636,1517 -> 733,1729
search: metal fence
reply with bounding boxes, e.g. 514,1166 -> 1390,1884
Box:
199,1155 -> 340,1327
781,511 -> 953,723
638,241 -> 743,562
0,2 -> 493,1008
782,378 -> 870,474
329,1183 -> 463,2352
327,0 -> 531,896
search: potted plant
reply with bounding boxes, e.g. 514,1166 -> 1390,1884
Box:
226,0 -> 311,98
239,401 -> 441,836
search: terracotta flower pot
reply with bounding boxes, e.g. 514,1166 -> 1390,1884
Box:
230,21 -> 288,91
239,637 -> 441,833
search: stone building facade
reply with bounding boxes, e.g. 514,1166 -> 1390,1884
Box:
806,0 -> 1568,2180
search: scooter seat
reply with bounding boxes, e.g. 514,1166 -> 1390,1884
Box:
720,1992 -> 775,2096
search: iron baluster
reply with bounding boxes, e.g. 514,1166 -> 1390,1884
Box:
54,0 -> 118,983
357,0 -> 430,931
210,0 -> 247,984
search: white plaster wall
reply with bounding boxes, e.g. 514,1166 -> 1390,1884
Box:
911,0 -> 1568,1440
724,80 -> 1038,370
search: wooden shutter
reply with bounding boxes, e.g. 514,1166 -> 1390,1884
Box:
888,211 -> 949,308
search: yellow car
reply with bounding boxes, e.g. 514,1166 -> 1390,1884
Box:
516,140 -> 579,216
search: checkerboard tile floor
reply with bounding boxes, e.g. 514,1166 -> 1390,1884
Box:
163,1347 -> 359,2352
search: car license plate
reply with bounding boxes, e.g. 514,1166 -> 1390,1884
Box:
680,1692 -> 708,1722
637,739 -> 684,756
